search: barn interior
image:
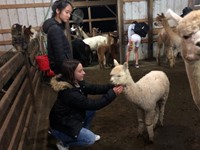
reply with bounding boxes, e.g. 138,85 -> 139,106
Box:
0,0 -> 200,150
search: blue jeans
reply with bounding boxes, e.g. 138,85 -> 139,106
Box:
50,111 -> 96,147
83,111 -> 96,129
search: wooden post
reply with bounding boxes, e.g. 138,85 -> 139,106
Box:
117,0 -> 125,63
188,0 -> 194,8
147,0 -> 153,59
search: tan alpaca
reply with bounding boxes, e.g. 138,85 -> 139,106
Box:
166,9 -> 200,110
155,13 -> 181,68
92,27 -> 101,36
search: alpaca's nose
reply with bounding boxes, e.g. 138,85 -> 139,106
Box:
196,41 -> 200,47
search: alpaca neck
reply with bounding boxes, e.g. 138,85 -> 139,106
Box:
161,19 -> 172,34
123,73 -> 141,104
184,60 -> 200,110
161,19 -> 181,44
78,27 -> 89,39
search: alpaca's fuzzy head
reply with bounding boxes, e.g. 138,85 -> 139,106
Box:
110,59 -> 131,86
166,9 -> 200,62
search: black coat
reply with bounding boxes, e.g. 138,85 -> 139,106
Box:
42,18 -> 73,73
49,80 -> 116,139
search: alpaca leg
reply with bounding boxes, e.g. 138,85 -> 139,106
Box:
153,106 -> 159,128
145,110 -> 156,142
97,50 -> 104,69
136,108 -> 145,135
167,48 -> 174,68
105,51 -> 111,67
156,41 -> 162,66
103,55 -> 106,66
158,99 -> 167,126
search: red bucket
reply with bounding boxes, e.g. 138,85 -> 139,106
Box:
36,55 -> 50,71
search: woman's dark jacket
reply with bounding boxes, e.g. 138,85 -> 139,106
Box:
49,77 -> 116,139
42,18 -> 73,73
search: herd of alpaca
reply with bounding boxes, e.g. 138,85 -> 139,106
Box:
155,13 -> 181,68
71,24 -> 119,68
109,9 -> 200,144
106,9 -> 200,143
110,59 -> 170,143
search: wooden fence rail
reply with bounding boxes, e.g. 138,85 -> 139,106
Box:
0,39 -> 41,150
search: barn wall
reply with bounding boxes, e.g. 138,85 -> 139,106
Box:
0,0 -> 52,51
0,0 -> 193,61
123,0 -> 189,60
0,0 -> 118,51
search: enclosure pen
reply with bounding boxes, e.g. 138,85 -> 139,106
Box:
0,0 -> 200,149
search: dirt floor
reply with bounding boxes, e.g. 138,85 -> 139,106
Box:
45,58 -> 200,150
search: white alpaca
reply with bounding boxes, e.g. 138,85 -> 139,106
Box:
110,59 -> 170,143
165,9 -> 200,110
83,35 -> 107,51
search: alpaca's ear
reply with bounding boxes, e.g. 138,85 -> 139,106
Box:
123,62 -> 128,70
114,59 -> 119,66
165,9 -> 182,23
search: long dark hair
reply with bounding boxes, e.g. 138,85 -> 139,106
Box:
51,0 -> 73,18
60,59 -> 80,85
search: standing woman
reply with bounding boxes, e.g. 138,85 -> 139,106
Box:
126,21 -> 141,68
43,0 -> 73,74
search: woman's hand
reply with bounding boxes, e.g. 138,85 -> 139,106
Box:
113,85 -> 124,95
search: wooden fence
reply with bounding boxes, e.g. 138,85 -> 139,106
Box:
0,38 -> 41,149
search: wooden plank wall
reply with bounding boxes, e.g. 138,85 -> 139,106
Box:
0,0 -> 52,51
0,38 -> 41,150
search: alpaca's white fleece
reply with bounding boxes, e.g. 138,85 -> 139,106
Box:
110,62 -> 170,111
83,35 -> 107,51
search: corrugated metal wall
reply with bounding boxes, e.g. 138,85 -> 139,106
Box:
123,0 -> 188,60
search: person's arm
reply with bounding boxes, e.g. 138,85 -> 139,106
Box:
79,81 -> 114,95
69,89 -> 116,110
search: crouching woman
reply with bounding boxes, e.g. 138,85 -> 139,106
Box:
49,59 -> 123,150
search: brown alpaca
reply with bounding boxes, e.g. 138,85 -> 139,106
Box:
166,9 -> 200,110
97,44 -> 111,69
97,32 -> 119,69
155,13 -> 181,68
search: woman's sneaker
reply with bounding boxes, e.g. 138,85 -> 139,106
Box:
135,64 -> 139,68
95,135 -> 101,141
56,141 -> 69,150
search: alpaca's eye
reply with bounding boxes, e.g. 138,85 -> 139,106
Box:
117,75 -> 121,77
183,35 -> 190,39
183,34 -> 192,39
